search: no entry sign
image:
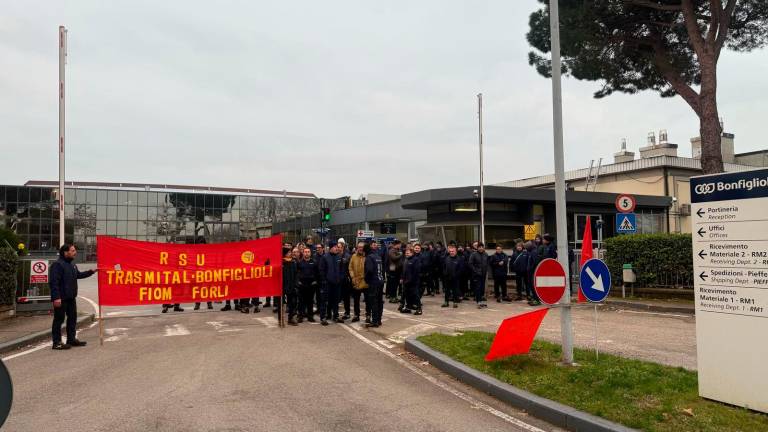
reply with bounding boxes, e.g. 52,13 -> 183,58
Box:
533,258 -> 567,305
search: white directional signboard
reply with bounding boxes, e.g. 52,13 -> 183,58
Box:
691,169 -> 768,413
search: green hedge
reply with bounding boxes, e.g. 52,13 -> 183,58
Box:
0,248 -> 18,306
604,233 -> 692,288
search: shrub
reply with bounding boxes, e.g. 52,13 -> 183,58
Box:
604,233 -> 692,288
0,227 -> 26,256
0,248 -> 18,306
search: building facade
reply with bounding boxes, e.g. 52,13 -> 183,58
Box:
0,181 -> 345,262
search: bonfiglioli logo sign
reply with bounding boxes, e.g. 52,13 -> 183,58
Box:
695,177 -> 768,195
695,183 -> 716,194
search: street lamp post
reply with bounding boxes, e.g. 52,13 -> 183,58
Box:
477,93 -> 485,244
58,26 -> 67,248
549,0 -> 575,365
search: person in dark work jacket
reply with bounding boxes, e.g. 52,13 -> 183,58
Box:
442,245 -> 464,308
489,246 -> 511,303
50,243 -> 96,350
296,248 -> 319,323
364,241 -> 385,328
282,247 -> 299,326
468,242 -> 489,308
399,247 -> 422,314
320,244 -> 343,325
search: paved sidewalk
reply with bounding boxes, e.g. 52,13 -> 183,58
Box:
0,303 -> 94,352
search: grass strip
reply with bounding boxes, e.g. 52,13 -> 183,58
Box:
418,331 -> 768,432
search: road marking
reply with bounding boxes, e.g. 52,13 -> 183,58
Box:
618,310 -> 693,319
104,326 -> 128,342
2,321 -> 98,361
340,324 -> 546,432
387,323 -> 437,344
78,295 -> 99,316
254,317 -> 279,328
377,339 -> 396,349
163,324 -> 190,336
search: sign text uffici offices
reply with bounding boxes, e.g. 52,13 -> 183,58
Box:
691,168 -> 768,413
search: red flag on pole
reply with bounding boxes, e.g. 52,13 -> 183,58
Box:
578,216 -> 594,303
485,308 -> 550,361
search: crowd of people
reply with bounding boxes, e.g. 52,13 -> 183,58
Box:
159,233 -> 561,329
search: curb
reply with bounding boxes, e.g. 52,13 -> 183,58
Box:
0,314 -> 95,354
405,337 -> 637,432
605,299 -> 694,315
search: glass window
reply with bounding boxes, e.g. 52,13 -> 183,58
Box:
40,188 -> 52,203
452,202 -> 478,212
157,193 -> 168,206
118,206 -> 127,220
137,221 -> 147,235
107,190 -> 117,205
137,206 -> 148,221
107,206 -> 117,220
205,195 -> 214,208
126,206 -> 138,221
64,205 -> 74,219
106,220 -> 117,235
116,220 -> 127,236
6,187 -> 17,202
97,190 -> 108,205
126,221 -> 137,235
127,191 -> 138,206
96,220 -> 107,234
147,207 -> 157,220
41,221 -> 51,235
30,187 -> 41,202
97,205 -> 107,220
87,189 -> 97,204
118,191 -> 128,205
18,187 -> 29,202
76,189 -> 87,203
137,192 -> 148,206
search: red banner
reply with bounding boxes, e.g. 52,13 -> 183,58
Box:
97,235 -> 282,306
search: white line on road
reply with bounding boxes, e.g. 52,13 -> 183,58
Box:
2,322 -> 98,361
387,323 -> 437,344
618,310 -> 693,319
163,324 -> 190,337
78,295 -> 99,316
340,324 -> 546,432
254,317 -> 279,328
377,339 -> 396,349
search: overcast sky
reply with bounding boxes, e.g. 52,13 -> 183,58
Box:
1,1 -> 767,198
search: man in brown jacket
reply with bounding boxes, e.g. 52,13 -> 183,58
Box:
348,241 -> 370,323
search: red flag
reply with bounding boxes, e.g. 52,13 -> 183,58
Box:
485,308 -> 549,361
578,216 -> 594,303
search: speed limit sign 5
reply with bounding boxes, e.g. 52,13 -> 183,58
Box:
615,194 -> 636,213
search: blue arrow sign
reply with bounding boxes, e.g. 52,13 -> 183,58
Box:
615,213 -> 637,234
579,258 -> 612,303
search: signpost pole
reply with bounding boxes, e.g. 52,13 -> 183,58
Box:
548,0 -> 574,365
593,304 -> 599,360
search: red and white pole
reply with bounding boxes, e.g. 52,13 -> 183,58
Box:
58,26 -> 67,247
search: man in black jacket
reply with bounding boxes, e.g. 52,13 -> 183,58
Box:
442,245 -> 463,308
468,242 -> 489,308
50,244 -> 96,350
364,241 -> 385,328
489,246 -> 511,303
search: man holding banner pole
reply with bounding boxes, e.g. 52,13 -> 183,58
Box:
51,243 -> 96,350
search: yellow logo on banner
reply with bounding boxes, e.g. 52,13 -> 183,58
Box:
524,224 -> 537,241
241,251 -> 254,264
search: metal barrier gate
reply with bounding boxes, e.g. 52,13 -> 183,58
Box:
16,256 -> 56,313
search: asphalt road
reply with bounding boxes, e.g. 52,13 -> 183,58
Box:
0,267 -> 697,431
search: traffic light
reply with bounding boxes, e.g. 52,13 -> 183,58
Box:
321,207 -> 331,222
